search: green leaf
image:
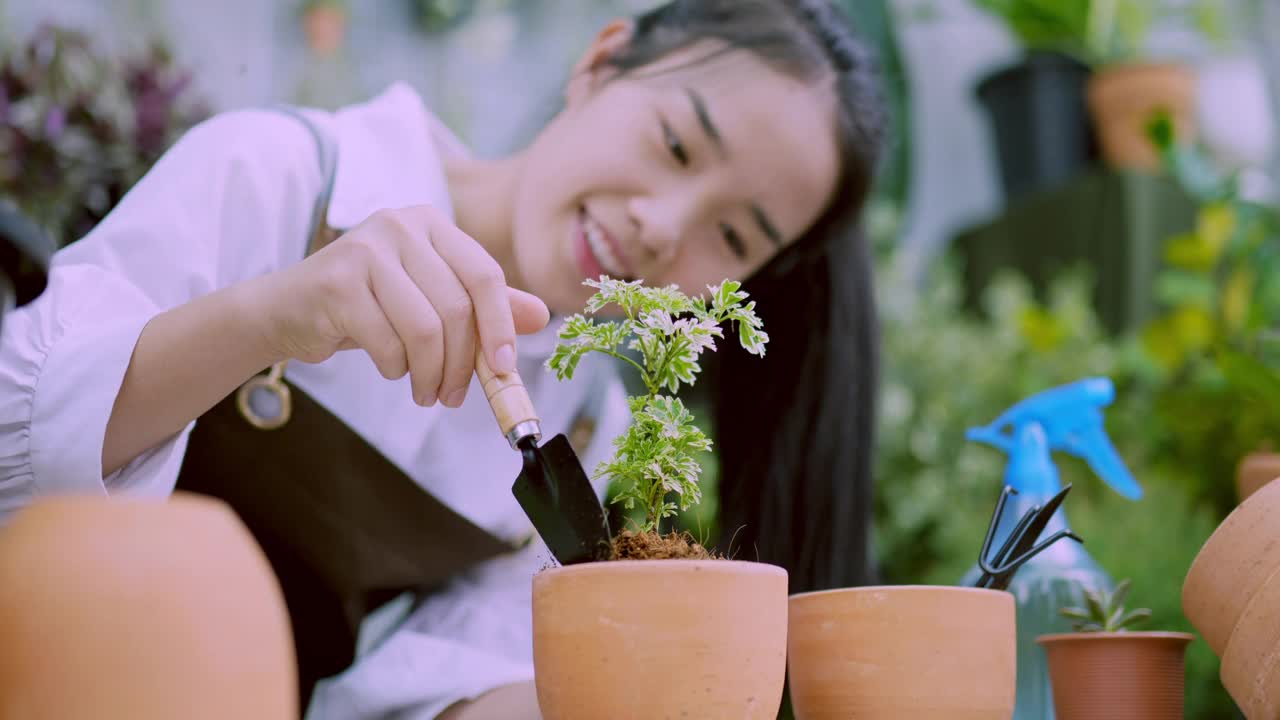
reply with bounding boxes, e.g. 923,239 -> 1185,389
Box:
1083,588 -> 1108,623
551,278 -> 767,530
1109,578 -> 1132,615
1116,608 -> 1153,630
1218,350 -> 1280,408
1059,607 -> 1092,621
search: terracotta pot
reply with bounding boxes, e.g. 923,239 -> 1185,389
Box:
1087,62 -> 1196,172
303,4 -> 347,57
1237,452 -> 1280,504
787,586 -> 1015,719
0,493 -> 295,720
1038,632 -> 1193,720
532,560 -> 788,719
1220,562 -> 1280,718
1183,475 -> 1280,656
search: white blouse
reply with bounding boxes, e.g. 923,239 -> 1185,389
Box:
0,82 -> 631,719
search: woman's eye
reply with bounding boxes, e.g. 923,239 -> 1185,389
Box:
663,121 -> 689,166
721,223 -> 747,260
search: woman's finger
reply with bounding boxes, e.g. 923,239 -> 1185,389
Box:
423,210 -> 522,376
334,283 -> 408,383
390,211 -> 477,408
507,287 -> 551,336
367,251 -> 446,406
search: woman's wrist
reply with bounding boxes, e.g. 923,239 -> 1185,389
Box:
227,272 -> 294,372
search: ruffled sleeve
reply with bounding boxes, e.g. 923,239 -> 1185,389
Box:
0,109 -> 323,521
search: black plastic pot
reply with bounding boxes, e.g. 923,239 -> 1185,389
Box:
977,50 -> 1098,203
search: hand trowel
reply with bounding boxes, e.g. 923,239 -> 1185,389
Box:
475,349 -> 613,565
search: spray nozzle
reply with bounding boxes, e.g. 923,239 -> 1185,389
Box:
967,377 -> 1142,500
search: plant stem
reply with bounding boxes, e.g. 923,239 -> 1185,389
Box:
599,348 -> 649,384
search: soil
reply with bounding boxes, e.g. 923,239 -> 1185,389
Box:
610,529 -> 717,560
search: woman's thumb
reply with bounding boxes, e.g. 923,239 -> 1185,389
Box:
507,287 -> 551,335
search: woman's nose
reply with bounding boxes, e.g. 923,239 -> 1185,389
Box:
628,196 -> 692,266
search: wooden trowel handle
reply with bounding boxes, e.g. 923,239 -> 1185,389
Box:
475,347 -> 542,449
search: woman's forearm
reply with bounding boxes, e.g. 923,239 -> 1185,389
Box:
102,275 -> 284,477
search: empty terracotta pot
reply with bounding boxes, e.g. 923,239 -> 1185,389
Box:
532,560 -> 788,719
1237,452 -> 1280,504
0,493 -> 296,720
787,586 -> 1015,719
1220,563 -> 1280,718
1038,632 -> 1193,720
1183,475 -> 1280,656
1087,62 -> 1196,171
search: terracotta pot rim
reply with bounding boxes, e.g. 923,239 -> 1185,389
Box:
1037,631 -> 1195,645
788,584 -> 1009,601
1092,60 -> 1193,75
536,558 -> 786,580
1184,474 -> 1280,601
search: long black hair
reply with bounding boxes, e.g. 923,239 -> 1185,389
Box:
606,0 -> 887,592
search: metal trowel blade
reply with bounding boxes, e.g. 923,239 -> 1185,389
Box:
512,433 -> 612,565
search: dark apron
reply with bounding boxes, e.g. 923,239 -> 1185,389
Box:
174,107 -> 517,709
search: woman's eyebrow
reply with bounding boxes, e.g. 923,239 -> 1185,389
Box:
751,205 -> 783,247
685,87 -> 724,157
685,87 -> 782,248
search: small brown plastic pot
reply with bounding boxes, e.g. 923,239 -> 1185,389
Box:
1038,632 -> 1193,720
1237,452 -> 1280,504
532,559 -> 788,719
1182,475 -> 1280,656
787,585 -> 1015,719
0,493 -> 296,720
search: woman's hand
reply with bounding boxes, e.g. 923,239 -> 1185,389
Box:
438,681 -> 541,720
258,205 -> 549,408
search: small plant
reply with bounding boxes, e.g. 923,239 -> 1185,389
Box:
547,276 -> 767,538
1060,578 -> 1153,632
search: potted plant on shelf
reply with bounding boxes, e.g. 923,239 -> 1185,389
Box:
300,0 -> 348,58
1083,0 -> 1202,172
532,277 -> 786,720
972,0 -> 1098,202
1039,579 -> 1193,719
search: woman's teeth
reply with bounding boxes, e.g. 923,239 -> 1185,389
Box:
583,214 -> 627,278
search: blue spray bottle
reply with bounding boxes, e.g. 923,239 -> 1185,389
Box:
959,377 -> 1142,720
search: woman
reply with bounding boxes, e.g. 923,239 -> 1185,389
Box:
0,0 -> 885,717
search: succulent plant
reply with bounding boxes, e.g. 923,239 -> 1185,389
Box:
1060,578 -> 1153,632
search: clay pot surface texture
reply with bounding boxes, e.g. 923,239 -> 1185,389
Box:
532,559 -> 788,720
787,585 -> 1015,720
0,493 -> 296,720
1221,562 -> 1280,718
1238,452 -> 1280,504
1038,632 -> 1192,720
1087,62 -> 1196,171
1183,476 -> 1280,656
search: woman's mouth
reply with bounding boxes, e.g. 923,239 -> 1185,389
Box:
574,208 -> 633,281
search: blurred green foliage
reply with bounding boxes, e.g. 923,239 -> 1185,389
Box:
871,254 -> 1235,715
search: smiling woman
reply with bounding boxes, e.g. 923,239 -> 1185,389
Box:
0,0 -> 884,718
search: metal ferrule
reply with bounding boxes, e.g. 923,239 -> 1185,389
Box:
506,420 -> 543,450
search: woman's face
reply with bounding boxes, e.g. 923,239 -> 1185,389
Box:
510,25 -> 841,315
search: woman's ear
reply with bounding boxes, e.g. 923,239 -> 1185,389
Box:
565,19 -> 635,107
